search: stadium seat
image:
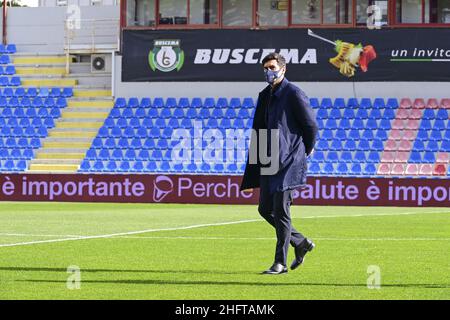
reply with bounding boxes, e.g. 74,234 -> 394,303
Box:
419,164 -> 433,175
10,77 -> 21,86
6,44 -> 16,54
433,164 -> 447,176
390,164 -> 405,175
377,163 -> 391,175
405,164 -> 419,176
436,152 -> 449,163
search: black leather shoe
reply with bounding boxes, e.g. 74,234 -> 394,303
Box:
290,239 -> 315,270
262,263 -> 288,275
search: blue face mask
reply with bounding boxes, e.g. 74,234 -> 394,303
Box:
264,69 -> 283,84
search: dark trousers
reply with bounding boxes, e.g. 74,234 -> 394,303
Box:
258,176 -> 305,265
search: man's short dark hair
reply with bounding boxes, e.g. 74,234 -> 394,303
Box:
262,52 -> 286,68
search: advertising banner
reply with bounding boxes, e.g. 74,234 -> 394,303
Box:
122,28 -> 450,82
1,174 -> 449,207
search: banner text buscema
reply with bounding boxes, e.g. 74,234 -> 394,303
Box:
194,48 -> 317,65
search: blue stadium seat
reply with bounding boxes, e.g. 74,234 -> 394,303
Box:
434,119 -> 446,131
191,97 -> 202,108
153,97 -> 164,108
337,163 -> 349,175
204,97 -> 215,108
6,44 -> 16,54
335,129 -> 347,140
366,119 -> 378,130
10,77 -> 20,86
139,97 -> 151,108
365,164 -> 377,175
333,98 -> 345,109
352,119 -> 365,130
368,109 -> 382,119
338,118 -> 351,130
56,97 -> 67,108
371,140 -> 384,151
362,129 -> 374,140
329,109 -> 341,119
348,129 -> 360,140
145,161 -> 157,171
340,151 -> 353,162
322,129 -> 333,140
420,119 -> 432,130
317,108 -> 328,119
79,160 -> 91,171
106,161 -> 117,172
0,55 -> 10,64
321,163 -> 334,175
61,87 -> 73,97
330,139 -> 343,151
373,98 -> 385,109
442,140 -> 450,151
354,151 -> 366,162
115,98 -> 126,108
128,97 -> 140,108
2,87 -> 13,97
327,151 -> 339,162
426,141 -> 439,152
386,98 -> 398,109
379,119 -> 391,130
422,109 -> 435,120
308,163 -> 320,174
49,88 -> 61,97
320,98 -> 332,108
38,87 -> 49,97
0,76 -> 8,86
375,129 -> 388,140
413,140 -> 425,151
4,66 -> 15,75
342,109 -> 355,119
355,109 -> 369,119
309,98 -> 319,109
423,151 -> 436,163
26,87 -> 38,97
366,152 -> 379,163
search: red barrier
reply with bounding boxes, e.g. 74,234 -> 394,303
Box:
0,174 -> 449,207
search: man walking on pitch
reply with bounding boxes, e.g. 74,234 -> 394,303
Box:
240,53 -> 318,275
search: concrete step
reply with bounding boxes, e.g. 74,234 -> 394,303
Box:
61,111 -> 109,119
55,121 -> 103,129
48,130 -> 98,138
16,67 -> 67,76
37,148 -> 89,153
51,127 -> 99,132
30,158 -> 82,164
35,152 -> 85,160
28,163 -> 79,172
65,107 -> 112,112
42,141 -> 92,149
44,137 -> 93,143
21,78 -> 78,87
73,89 -> 112,97
13,56 -> 70,65
68,100 -> 114,108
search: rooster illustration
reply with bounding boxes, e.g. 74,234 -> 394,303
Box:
308,29 -> 377,78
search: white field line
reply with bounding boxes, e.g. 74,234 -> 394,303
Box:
0,233 -> 82,238
0,211 -> 447,248
0,219 -> 260,248
116,236 -> 450,241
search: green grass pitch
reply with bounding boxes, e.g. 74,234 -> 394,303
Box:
0,202 -> 448,300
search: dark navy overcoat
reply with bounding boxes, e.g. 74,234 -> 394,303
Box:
240,78 -> 318,194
